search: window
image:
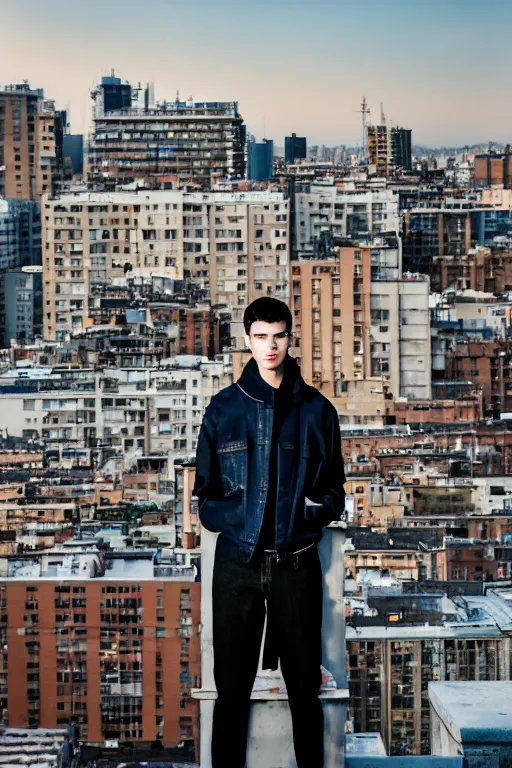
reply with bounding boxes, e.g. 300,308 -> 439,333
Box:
23,400 -> 35,411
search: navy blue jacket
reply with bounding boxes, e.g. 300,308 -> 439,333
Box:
192,354 -> 346,563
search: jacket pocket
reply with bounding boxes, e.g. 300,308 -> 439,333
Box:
304,497 -> 324,527
218,440 -> 247,497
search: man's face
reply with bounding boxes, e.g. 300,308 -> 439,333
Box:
244,320 -> 292,371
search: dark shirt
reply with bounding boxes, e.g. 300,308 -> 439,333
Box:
254,373 -> 294,555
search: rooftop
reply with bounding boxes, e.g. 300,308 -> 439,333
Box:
429,681 -> 512,744
48,189 -> 286,204
346,624 -> 505,640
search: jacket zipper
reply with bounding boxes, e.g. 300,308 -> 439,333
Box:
276,428 -> 280,562
250,392 -> 274,559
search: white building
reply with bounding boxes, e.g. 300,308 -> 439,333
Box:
295,184 -> 399,258
0,355 -> 231,472
42,190 -> 289,349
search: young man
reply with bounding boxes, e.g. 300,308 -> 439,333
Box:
193,297 -> 346,767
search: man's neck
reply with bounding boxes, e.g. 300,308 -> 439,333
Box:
256,360 -> 285,389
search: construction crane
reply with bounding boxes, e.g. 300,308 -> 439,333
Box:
353,96 -> 371,161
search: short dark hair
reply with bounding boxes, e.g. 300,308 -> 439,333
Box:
243,297 -> 293,336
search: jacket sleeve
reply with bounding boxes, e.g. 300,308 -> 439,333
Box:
192,409 -> 244,534
307,403 -> 346,528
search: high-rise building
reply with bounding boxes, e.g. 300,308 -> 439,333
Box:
291,253 -> 369,396
63,134 -> 84,177
285,133 -> 307,165
247,138 -> 273,180
295,186 -> 399,259
0,199 -> 42,346
291,239 -> 431,400
42,190 -> 288,348
367,125 -> 412,175
0,198 -> 41,271
367,125 -> 392,176
87,78 -> 246,189
93,74 -> 133,116
0,83 -> 65,200
0,553 -> 200,755
0,267 -> 41,347
391,127 -> 412,171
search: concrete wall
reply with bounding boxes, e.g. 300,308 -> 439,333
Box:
194,523 -> 349,767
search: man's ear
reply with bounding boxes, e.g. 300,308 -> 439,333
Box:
244,334 -> 251,350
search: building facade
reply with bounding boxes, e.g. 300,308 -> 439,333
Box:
0,83 -> 64,200
295,186 -> 399,259
391,127 -> 412,172
87,78 -> 246,189
42,191 -> 289,349
0,268 -> 41,347
0,198 -> 41,271
346,627 -> 511,756
291,241 -> 431,400
247,139 -> 273,181
0,359 -> 231,468
285,133 -> 307,165
0,565 -> 200,756
367,125 -> 392,176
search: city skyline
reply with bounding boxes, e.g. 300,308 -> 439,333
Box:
1,0 -> 511,147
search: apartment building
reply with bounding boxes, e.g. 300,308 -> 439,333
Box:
371,274 -> 432,400
367,125 -> 392,176
474,151 -> 512,188
294,185 -> 399,259
291,247 -> 370,394
0,199 -> 41,271
345,547 -> 424,583
445,340 -> 512,417
43,190 -> 289,349
402,203 -> 512,279
0,358 -> 231,469
42,192 -> 182,340
0,83 -> 65,200
346,624 -> 511,755
0,548 -> 200,757
0,268 -> 42,347
292,239 -> 431,401
367,126 -> 413,175
87,76 -> 246,189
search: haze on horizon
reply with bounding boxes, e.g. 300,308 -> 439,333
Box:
1,0 -> 510,149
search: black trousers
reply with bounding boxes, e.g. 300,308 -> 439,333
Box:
211,544 -> 324,767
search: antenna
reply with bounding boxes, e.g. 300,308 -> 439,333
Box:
353,96 -> 371,160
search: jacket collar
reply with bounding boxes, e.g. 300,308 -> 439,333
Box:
236,354 -> 306,406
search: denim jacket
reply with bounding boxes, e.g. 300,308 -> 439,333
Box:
192,354 -> 346,563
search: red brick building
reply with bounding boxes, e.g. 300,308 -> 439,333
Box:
0,576 -> 200,758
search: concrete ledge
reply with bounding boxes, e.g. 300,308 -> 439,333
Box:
192,687 -> 350,702
346,758 -> 463,768
429,681 -> 512,747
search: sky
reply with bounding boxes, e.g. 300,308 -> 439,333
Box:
1,0 -> 511,148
